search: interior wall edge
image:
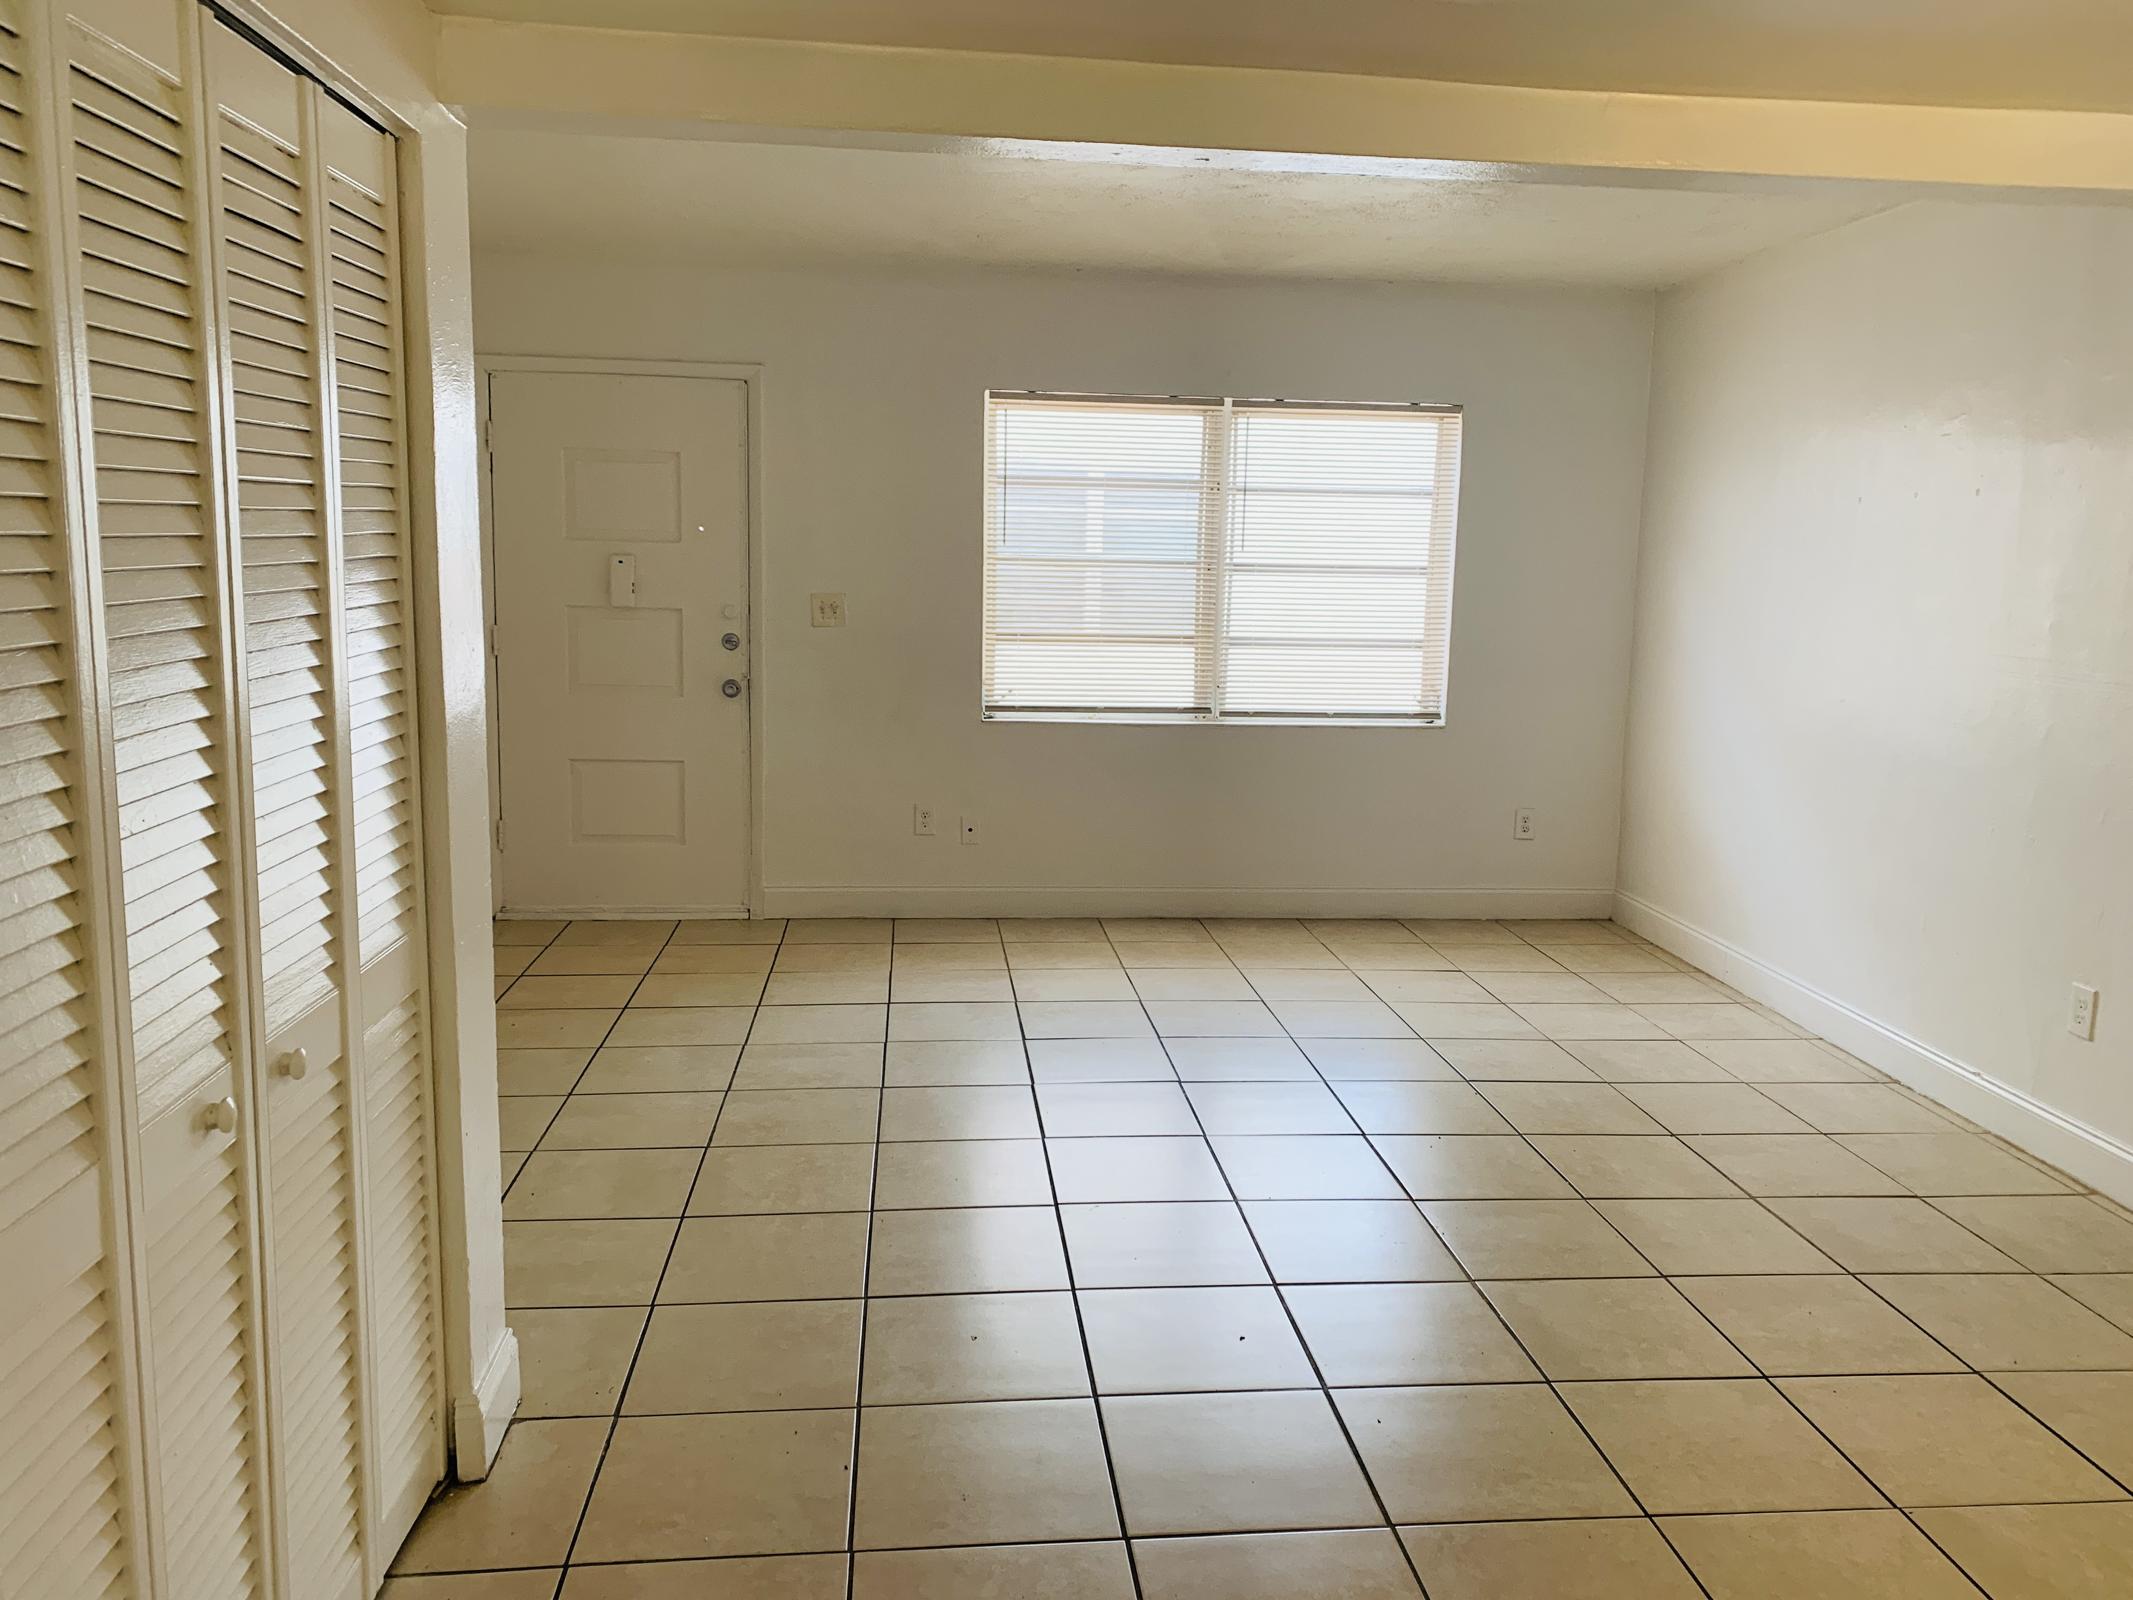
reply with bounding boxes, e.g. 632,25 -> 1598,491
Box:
449,1328 -> 520,1482
1616,890 -> 2133,1210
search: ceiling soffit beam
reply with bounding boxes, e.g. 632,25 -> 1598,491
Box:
437,18 -> 2133,196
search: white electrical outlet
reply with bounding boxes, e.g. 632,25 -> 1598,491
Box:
913,805 -> 936,838
1513,807 -> 1537,841
810,592 -> 847,628
959,815 -> 982,846
2069,983 -> 2098,1041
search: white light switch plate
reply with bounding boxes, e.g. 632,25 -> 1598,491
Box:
810,593 -> 846,627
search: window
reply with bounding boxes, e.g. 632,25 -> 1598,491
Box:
981,392 -> 1462,723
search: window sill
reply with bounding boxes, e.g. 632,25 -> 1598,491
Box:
982,712 -> 1445,729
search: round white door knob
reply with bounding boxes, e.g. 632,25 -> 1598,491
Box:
277,1047 -> 309,1080
200,1096 -> 238,1135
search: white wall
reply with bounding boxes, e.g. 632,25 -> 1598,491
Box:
473,257 -> 1655,915
1620,200 -> 2133,1191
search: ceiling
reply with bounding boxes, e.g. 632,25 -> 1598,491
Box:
467,130 -> 1896,288
430,1 -> 2133,114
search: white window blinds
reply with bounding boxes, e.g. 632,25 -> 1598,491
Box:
982,393 -> 1461,722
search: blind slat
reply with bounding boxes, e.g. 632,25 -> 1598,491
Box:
981,393 -> 1461,721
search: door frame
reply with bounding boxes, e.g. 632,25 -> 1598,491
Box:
477,355 -> 767,918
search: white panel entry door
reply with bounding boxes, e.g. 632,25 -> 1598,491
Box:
491,370 -> 750,913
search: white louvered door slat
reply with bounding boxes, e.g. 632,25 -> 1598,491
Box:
331,158 -> 415,961
0,4 -> 142,1597
321,95 -> 442,1556
65,12 -> 273,1600
206,23 -> 368,1600
358,982 -> 436,1549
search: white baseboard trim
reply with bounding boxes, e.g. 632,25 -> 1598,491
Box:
760,885 -> 1619,919
450,1328 -> 521,1482
1615,892 -> 2133,1208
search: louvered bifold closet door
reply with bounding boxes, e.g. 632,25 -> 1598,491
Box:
321,92 -> 441,1557
0,2 -> 145,1596
205,23 -> 372,1600
62,9 -> 274,1599
0,7 -> 441,1599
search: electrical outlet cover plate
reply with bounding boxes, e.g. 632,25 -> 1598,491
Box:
913,805 -> 936,837
1513,807 -> 1536,841
2069,983 -> 2098,1041
810,592 -> 847,628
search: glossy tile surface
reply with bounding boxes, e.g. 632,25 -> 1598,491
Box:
402,917 -> 2133,1596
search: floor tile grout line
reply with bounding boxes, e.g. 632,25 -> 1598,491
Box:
1970,1368 -> 2133,1500
1407,1065 -> 1724,1334
1267,930 -> 1720,1600
545,914 -> 776,1586
491,919 -> 584,1600
1208,929 -> 1670,1305
501,1131 -> 2105,1212
1789,1236 -> 2133,1509
1273,949 -> 1970,1600
502,1280 -> 2133,1309
490,1350 -> 2133,1424
1417,932 -> 1789,1589
499,1034 -> 1884,1087
1026,927 -> 1148,1600
1833,1133 -> 2083,1200
395,1490 -> 2133,1580
1911,1191 -> 2092,1266
1655,1513 -> 1991,1600
1484,928 -> 2102,1597
1493,1140 -> 1894,1587
483,914 -> 2130,1590
495,1188 -> 2080,1221
1734,1359 -> 2009,1596
1134,921 -> 1441,1600
1838,1275 -> 1992,1391
490,918 -> 569,998
1371,1041 -> 2018,1350
494,918 -> 585,1185
839,1002 -> 891,1598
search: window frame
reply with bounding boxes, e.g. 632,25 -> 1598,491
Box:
980,390 -> 1463,728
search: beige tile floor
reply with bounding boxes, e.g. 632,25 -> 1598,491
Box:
386,916 -> 2133,1599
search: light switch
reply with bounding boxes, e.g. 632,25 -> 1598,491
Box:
608,554 -> 638,608
811,593 -> 847,628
